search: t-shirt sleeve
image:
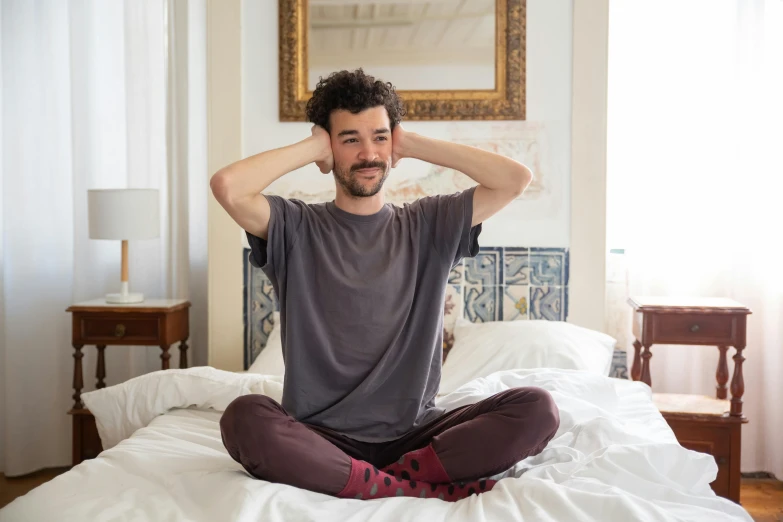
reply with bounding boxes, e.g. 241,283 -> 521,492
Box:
419,186 -> 482,267
245,195 -> 305,275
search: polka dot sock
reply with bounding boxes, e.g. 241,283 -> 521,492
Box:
336,458 -> 494,502
381,444 -> 452,483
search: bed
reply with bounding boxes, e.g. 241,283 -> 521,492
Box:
0,247 -> 754,520
0,366 -> 752,521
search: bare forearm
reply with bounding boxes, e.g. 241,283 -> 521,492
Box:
210,137 -> 324,203
403,133 -> 532,193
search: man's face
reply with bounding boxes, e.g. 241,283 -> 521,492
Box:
328,106 -> 392,198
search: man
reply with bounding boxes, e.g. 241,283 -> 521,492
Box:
211,69 -> 559,502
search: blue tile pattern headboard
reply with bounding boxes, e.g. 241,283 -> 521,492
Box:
243,246 -> 628,379
243,252 -> 277,370
457,247 -> 569,322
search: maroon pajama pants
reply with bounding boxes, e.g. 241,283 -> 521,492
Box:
219,387 -> 560,496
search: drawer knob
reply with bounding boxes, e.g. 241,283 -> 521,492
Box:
114,324 -> 126,338
690,324 -> 700,333
717,456 -> 727,465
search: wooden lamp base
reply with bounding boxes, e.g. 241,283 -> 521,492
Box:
106,239 -> 144,303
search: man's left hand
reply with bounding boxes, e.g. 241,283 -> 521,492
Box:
391,124 -> 408,168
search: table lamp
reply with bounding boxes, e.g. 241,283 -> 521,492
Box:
87,188 -> 160,303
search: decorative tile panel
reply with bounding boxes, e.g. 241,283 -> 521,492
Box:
502,285 -> 529,321
443,284 -> 463,332
243,250 -> 278,369
245,246 -> 583,372
530,248 -> 569,286
464,247 -> 503,286
448,264 -> 464,285
503,247 -> 530,285
609,349 -> 629,379
529,285 -> 567,321
464,285 -> 501,323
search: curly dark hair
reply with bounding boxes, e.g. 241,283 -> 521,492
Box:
305,69 -> 406,132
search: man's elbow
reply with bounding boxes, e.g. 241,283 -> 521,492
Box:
509,166 -> 533,197
210,169 -> 232,205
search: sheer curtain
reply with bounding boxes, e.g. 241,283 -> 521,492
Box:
607,0 -> 783,478
0,0 -> 208,476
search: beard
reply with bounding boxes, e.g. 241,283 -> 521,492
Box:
333,160 -> 390,198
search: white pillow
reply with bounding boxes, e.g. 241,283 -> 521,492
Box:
439,317 -> 617,395
247,312 -> 285,376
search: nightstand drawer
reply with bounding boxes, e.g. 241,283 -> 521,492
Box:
650,314 -> 735,345
676,433 -> 731,498
663,417 -> 739,500
79,316 -> 160,343
668,423 -> 731,458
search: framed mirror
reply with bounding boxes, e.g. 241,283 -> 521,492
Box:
279,0 -> 526,121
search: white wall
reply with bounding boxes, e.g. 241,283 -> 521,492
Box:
207,0 -> 243,371
208,0 -> 608,368
242,0 -> 572,247
570,0 -> 608,332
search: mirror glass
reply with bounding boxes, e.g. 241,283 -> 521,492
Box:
307,0 -> 496,91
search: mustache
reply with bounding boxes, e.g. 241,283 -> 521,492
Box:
350,161 -> 386,173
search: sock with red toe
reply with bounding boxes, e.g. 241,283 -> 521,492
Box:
381,444 -> 452,483
381,444 -> 497,494
336,458 -> 495,501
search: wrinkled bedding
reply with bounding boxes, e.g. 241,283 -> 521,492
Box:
0,367 -> 752,521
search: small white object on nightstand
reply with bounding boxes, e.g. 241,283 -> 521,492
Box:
87,188 -> 160,303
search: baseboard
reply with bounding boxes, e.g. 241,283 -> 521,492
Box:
741,471 -> 778,480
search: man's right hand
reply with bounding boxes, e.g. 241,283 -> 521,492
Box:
311,125 -> 333,174
211,127 -> 335,240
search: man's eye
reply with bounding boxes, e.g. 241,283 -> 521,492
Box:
376,136 -> 388,141
344,138 -> 357,143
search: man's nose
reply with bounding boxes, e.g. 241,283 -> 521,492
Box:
357,142 -> 378,162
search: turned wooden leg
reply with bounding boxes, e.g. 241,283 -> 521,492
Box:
716,345 -> 729,400
179,339 -> 189,369
160,344 -> 171,370
640,343 -> 653,388
730,345 -> 745,417
96,345 -> 106,389
631,339 -> 642,381
72,344 -> 84,409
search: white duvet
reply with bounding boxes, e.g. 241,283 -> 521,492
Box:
1,367 -> 752,522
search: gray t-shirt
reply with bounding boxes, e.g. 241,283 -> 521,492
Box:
246,186 -> 481,441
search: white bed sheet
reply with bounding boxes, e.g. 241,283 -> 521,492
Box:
0,367 -> 753,522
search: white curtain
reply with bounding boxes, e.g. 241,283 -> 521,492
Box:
0,0 -> 208,476
607,0 -> 783,478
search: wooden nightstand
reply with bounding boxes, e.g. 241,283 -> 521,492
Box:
66,298 -> 191,465
628,296 -> 752,503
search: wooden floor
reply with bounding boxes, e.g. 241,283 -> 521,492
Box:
740,478 -> 783,522
1,467 -> 69,510
1,469 -> 781,519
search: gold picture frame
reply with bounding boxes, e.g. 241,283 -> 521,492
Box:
279,0 -> 526,121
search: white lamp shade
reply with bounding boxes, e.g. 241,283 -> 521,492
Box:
88,189 -> 160,240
